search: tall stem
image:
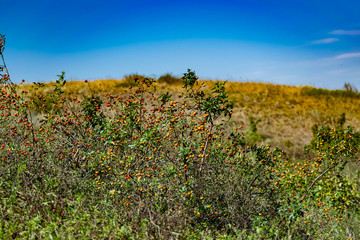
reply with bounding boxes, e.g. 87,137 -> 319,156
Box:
1,46 -> 16,93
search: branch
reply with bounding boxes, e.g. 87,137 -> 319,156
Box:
148,209 -> 161,236
199,123 -> 213,172
0,50 -> 16,93
300,161 -> 347,203
244,172 -> 261,197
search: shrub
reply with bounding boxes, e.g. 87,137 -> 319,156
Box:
1,34 -> 360,239
157,73 -> 180,85
301,86 -> 360,98
117,73 -> 145,87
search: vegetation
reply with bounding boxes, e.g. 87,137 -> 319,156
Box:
18,76 -> 360,153
1,34 -> 360,239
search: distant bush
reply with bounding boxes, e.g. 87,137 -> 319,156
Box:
117,73 -> 146,87
239,116 -> 263,146
301,84 -> 360,98
344,82 -> 358,93
157,73 -> 180,85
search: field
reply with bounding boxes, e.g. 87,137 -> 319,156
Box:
1,36 -> 360,239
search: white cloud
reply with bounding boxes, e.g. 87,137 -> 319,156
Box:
333,52 -> 360,60
330,30 -> 360,35
309,38 -> 339,44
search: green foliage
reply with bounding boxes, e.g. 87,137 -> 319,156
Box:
249,116 -> 261,134
182,68 -> 199,89
53,71 -> 67,95
182,69 -> 233,124
239,116 -> 263,146
81,81 -> 106,129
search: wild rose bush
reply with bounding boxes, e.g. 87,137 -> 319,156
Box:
1,34 -> 360,239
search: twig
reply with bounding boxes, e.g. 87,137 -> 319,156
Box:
0,48 -> 16,93
200,123 -> 213,172
148,209 -> 161,236
244,173 -> 261,197
300,161 -> 346,203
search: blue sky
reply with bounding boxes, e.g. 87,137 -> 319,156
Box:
2,0 -> 360,89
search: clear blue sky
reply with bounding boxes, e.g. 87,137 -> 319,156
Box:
2,0 -> 360,89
